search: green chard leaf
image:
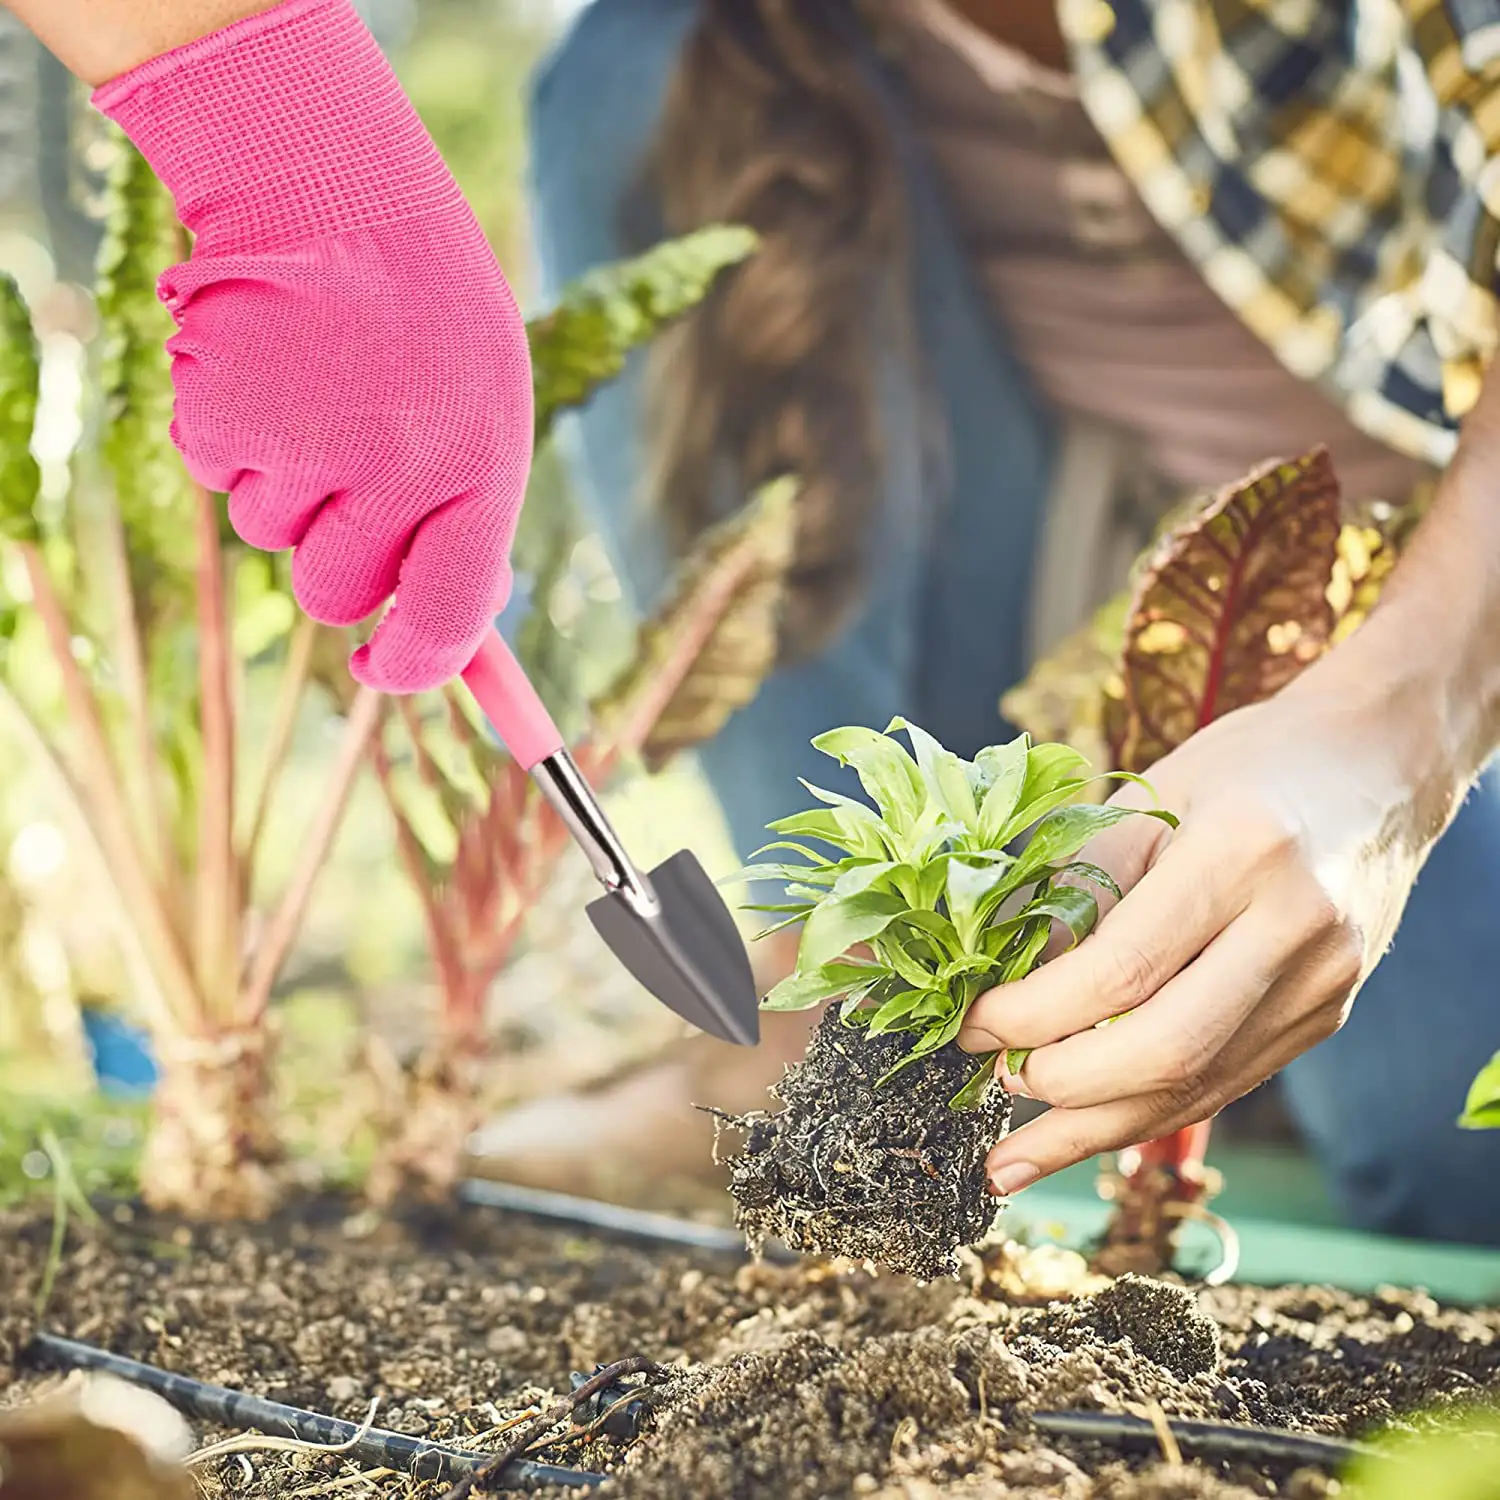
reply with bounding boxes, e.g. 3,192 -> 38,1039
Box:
529,224 -> 758,443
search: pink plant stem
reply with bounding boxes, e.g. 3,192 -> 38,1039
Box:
599,535 -> 769,760
368,732 -> 468,1010
20,542 -> 202,1027
1123,1119 -> 1215,1181
243,611 -> 318,870
94,482 -> 184,912
237,683 -> 382,1025
194,483 -> 239,1003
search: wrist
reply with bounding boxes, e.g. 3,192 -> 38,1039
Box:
93,0 -> 457,257
1293,472 -> 1500,840
11,0 -> 279,87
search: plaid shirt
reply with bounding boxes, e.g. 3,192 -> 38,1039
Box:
1060,0 -> 1500,467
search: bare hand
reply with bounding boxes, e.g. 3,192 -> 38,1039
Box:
958,674 -> 1445,1197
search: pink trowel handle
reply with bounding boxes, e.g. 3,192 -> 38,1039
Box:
461,628 -> 655,907
460,629 -> 565,771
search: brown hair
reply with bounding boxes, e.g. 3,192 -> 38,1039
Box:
643,0 -> 907,660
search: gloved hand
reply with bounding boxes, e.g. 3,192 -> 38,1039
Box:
93,0 -> 533,692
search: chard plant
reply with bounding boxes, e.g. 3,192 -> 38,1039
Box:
1004,447 -> 1427,1273
0,143 -> 378,1218
333,228 -> 798,1206
717,720 -> 1172,1281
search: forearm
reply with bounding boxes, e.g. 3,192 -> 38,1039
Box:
5,0 -> 276,84
1313,373 -> 1500,837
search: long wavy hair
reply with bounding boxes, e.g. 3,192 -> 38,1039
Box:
641,0 -> 908,660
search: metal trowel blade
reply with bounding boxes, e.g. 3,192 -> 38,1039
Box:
586,848 -> 760,1047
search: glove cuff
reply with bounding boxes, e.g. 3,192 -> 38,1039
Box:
93,0 -> 461,257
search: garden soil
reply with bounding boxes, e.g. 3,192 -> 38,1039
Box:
2,1197 -> 1499,1499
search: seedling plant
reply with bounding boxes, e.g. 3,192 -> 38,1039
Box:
718,719 -> 1173,1279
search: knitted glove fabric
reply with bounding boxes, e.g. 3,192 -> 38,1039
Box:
93,0 -> 533,692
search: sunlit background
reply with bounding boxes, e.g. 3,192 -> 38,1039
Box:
0,0 -> 735,1195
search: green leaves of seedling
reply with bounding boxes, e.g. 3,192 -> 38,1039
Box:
736,722 -> 1175,1106
1459,1051 -> 1500,1130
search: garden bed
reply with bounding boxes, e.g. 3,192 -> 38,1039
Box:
3,1194 -> 1499,1498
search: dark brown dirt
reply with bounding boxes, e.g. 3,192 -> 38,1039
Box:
2,1197 -> 1499,1499
717,1009 -> 1013,1279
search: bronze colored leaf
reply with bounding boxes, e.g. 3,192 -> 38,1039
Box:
1110,449 -> 1342,773
589,476 -> 797,771
0,1375 -> 195,1500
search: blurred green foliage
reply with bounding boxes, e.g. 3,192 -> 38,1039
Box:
396,0 -> 550,273
0,274 -> 39,546
1345,1406 -> 1500,1500
530,225 -> 759,443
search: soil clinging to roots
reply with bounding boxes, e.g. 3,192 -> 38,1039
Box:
716,1009 -> 1013,1279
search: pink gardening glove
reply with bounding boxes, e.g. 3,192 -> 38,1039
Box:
93,0 -> 533,692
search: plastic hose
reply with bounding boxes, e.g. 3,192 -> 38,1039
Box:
458,1177 -> 797,1262
1031,1408 -> 1371,1469
29,1331 -> 603,1489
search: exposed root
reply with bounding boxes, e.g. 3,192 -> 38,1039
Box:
435,1356 -> 665,1500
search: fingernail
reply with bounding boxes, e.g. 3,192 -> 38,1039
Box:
990,1161 -> 1040,1197
998,1067 -> 1031,1099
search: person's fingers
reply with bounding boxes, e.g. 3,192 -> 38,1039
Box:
226,467 -> 332,552
292,494 -> 407,627
1009,876 -> 1357,1109
349,488 -> 516,694
984,999 -> 1342,1194
960,826 -> 1243,1054
1009,907 -> 1280,1109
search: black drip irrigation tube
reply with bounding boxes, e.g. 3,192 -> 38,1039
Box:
456,1177 -> 797,1263
1031,1409 -> 1371,1470
28,1331 -> 603,1489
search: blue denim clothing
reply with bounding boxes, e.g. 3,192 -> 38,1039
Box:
527,0 -> 1500,1246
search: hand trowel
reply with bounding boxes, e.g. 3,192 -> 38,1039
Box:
460,630 -> 760,1047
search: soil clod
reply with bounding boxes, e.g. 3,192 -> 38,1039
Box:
715,1009 -> 1012,1279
